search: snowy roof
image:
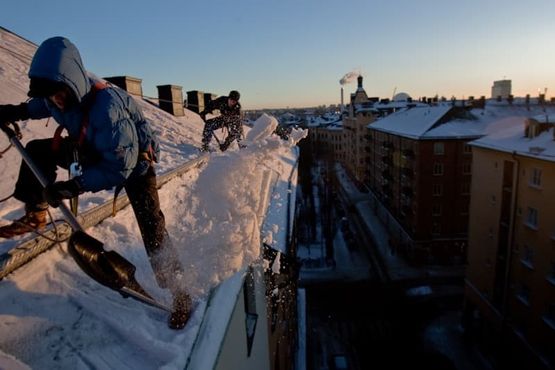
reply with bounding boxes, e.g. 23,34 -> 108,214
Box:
471,116 -> 555,162
369,105 -> 453,139
306,114 -> 341,128
0,27 -> 307,368
369,103 -> 555,141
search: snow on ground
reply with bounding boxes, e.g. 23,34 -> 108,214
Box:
0,28 -> 306,368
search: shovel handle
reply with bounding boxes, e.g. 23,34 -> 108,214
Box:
1,122 -> 82,231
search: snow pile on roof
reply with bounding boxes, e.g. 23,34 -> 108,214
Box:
167,114 -> 306,297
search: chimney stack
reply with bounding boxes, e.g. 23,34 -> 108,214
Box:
157,84 -> 184,116
341,87 -> 344,112
104,76 -> 143,97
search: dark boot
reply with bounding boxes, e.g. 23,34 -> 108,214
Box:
0,204 -> 48,238
168,291 -> 192,330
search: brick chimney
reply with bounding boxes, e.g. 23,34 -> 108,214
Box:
157,85 -> 184,116
104,76 -> 143,97
186,90 -> 205,113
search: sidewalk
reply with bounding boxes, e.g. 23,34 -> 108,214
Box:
334,164 -> 465,282
298,227 -> 371,284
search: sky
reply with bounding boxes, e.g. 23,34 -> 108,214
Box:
1,0 -> 555,109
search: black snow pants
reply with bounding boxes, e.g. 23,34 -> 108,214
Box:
201,115 -> 244,150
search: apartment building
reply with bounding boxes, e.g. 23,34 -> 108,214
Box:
464,114 -> 555,370
366,105 -> 475,264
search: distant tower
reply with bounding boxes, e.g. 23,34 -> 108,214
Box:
357,75 -> 363,91
491,79 -> 512,99
341,87 -> 344,112
352,75 -> 368,104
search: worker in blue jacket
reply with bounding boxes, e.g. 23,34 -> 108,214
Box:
0,37 -> 190,329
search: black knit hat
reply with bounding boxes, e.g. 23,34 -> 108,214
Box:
28,77 -> 67,98
228,90 -> 240,101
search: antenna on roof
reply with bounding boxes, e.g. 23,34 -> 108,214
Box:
392,86 -> 397,100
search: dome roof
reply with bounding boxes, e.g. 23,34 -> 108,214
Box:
392,92 -> 411,102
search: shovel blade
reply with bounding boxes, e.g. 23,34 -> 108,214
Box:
68,230 -> 137,291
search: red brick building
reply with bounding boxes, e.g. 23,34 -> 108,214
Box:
366,105 -> 476,265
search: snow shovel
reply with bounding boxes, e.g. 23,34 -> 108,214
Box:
0,121 -> 170,312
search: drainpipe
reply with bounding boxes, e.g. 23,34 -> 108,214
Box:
502,151 -> 520,320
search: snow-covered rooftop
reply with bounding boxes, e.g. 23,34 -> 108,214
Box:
369,102 -> 555,140
369,105 -> 452,139
0,27 -> 306,368
471,116 -> 555,162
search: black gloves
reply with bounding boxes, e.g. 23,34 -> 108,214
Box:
0,103 -> 30,124
43,179 -> 83,208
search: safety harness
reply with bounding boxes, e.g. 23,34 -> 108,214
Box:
51,82 -> 154,217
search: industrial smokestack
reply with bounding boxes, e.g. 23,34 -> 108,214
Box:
341,87 -> 344,112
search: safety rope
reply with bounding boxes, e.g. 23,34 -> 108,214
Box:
10,212 -> 71,244
0,143 -> 13,158
0,192 -> 14,203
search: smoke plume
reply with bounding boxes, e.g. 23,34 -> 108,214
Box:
339,71 -> 360,85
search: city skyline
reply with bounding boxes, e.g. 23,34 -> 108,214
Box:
1,0 -> 554,109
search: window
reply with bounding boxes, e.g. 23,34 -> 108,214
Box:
463,162 -> 472,174
432,222 -> 441,234
243,267 -> 258,357
432,184 -> 443,196
521,245 -> 534,269
543,304 -> 555,331
461,182 -> 470,195
516,284 -> 531,306
547,262 -> 555,286
433,163 -> 444,176
525,207 -> 539,229
530,168 -> 542,188
464,144 -> 472,154
434,142 -> 444,155
461,202 -> 469,215
432,204 -> 442,216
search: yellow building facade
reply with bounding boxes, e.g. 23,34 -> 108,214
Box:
465,117 -> 555,369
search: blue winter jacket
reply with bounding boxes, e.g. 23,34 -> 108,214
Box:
26,37 -> 159,192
